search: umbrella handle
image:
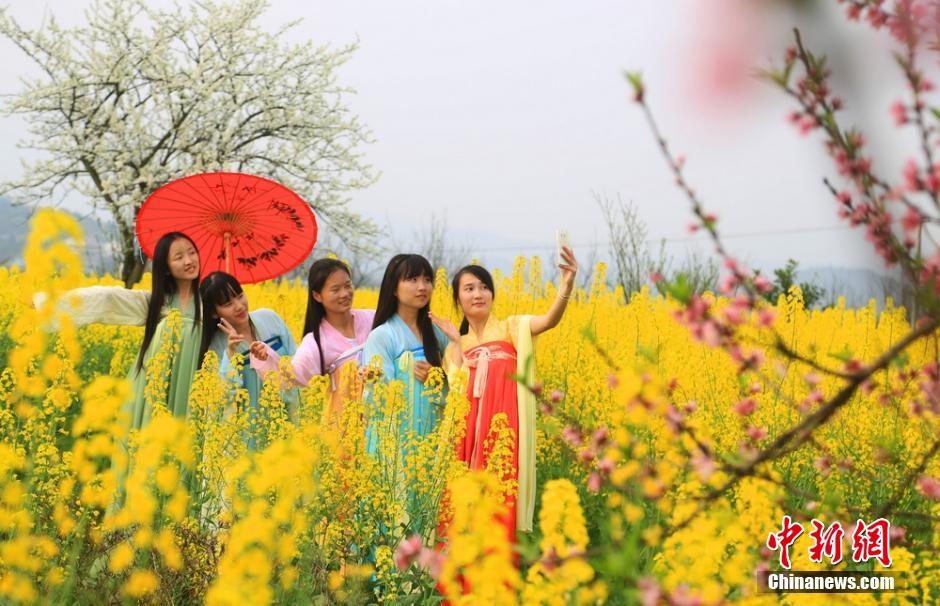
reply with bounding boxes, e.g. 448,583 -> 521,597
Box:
224,232 -> 232,274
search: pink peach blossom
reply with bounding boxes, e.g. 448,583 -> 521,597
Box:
587,472 -> 603,493
416,549 -> 444,580
692,451 -> 716,481
917,475 -> 940,499
890,99 -> 908,125
592,427 -> 610,447
753,274 -> 773,294
394,535 -> 424,570
903,159 -> 920,191
747,425 -> 768,441
637,577 -> 662,606
562,426 -> 582,447
757,308 -> 776,327
890,525 -> 906,542
734,398 -> 757,416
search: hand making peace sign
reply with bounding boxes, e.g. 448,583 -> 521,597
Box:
217,317 -> 246,357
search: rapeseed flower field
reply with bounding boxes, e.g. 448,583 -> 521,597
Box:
0,209 -> 936,604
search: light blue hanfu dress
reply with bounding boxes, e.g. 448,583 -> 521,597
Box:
361,313 -> 449,538
362,313 -> 450,451
218,308 -> 297,448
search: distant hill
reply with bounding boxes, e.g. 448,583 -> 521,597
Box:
0,198 -> 120,274
0,199 -> 30,265
0,199 -> 918,310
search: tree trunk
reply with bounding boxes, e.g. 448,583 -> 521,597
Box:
120,241 -> 146,288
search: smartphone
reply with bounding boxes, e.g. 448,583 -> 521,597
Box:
556,229 -> 570,266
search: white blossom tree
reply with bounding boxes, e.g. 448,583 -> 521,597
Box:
0,0 -> 377,285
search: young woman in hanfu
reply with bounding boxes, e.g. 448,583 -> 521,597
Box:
436,246 -> 578,541
361,254 -> 451,538
198,271 -> 297,440
363,254 -> 451,448
251,259 -> 375,422
41,232 -> 207,427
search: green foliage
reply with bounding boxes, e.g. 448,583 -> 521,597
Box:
763,259 -> 826,309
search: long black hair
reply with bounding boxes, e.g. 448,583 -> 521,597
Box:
373,254 -> 442,367
451,265 -> 496,335
302,258 -> 352,375
198,271 -> 245,363
137,232 -> 202,371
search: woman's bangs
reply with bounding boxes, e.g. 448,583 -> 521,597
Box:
399,255 -> 434,280
205,273 -> 243,307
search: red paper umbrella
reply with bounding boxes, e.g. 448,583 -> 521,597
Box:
136,172 -> 318,284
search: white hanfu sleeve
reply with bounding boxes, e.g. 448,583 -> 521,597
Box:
35,286 -> 150,327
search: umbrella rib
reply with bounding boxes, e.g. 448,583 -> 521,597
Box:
228,177 -> 282,238
232,179 -> 280,213
145,191 -> 223,211
279,225 -> 314,276
232,181 -> 290,241
163,218 -> 216,235
257,215 -> 318,262
137,219 -> 209,247
219,173 -> 231,212
140,213 -> 216,229
194,174 -> 230,213
191,230 -> 220,263
250,196 -> 314,237
201,173 -> 233,211
139,207 -> 206,219
228,173 -> 245,218
179,177 -> 227,214
174,185 -> 223,218
262,231 -> 314,255
254,223 -> 313,250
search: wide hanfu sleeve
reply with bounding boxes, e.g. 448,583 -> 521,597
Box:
362,325 -> 398,383
279,316 -> 298,357
253,309 -> 298,357
512,314 -> 537,533
35,285 -> 150,327
251,327 -> 316,386
506,315 -> 525,347
289,333 -> 324,386
443,341 -> 464,383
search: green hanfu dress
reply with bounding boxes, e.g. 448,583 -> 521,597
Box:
126,293 -> 206,426
48,285 -> 227,510
52,286 -> 221,427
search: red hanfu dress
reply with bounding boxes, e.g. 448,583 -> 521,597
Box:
446,314 -> 538,539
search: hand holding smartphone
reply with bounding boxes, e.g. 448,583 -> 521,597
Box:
556,229 -> 570,266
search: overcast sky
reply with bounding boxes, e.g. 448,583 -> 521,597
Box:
0,0 -> 921,272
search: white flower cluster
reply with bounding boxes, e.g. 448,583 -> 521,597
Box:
0,0 -> 377,282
